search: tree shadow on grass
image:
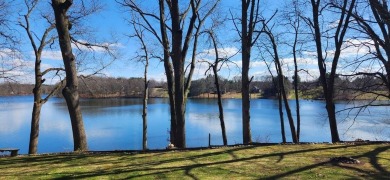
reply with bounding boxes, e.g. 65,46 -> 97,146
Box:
1,144 -> 388,179
266,145 -> 389,179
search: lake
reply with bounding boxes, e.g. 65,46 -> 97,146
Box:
0,96 -> 389,154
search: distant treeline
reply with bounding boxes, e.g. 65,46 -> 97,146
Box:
75,76 -> 167,98
0,83 -> 52,96
189,74 -> 388,100
1,74 -> 387,100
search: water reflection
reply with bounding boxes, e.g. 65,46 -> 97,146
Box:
0,96 -> 389,154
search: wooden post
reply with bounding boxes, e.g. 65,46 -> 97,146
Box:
208,133 -> 211,148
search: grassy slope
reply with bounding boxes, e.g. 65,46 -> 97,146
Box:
1,144 -> 389,179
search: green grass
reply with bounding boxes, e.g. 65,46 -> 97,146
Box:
0,144 -> 389,179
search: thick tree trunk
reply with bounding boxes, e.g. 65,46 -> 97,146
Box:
311,0 -> 343,143
165,58 -> 176,145
29,92 -> 42,154
241,63 -> 251,144
171,0 -> 186,148
213,67 -> 227,145
326,97 -> 340,142
29,53 -> 43,154
52,0 -> 87,151
241,0 -> 252,145
158,0 -> 176,145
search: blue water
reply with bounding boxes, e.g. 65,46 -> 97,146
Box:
0,96 -> 389,154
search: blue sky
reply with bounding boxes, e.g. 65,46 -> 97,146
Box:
1,0 -> 377,84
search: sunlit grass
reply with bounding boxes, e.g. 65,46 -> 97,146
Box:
0,144 -> 389,179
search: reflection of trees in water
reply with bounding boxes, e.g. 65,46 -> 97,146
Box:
383,118 -> 390,125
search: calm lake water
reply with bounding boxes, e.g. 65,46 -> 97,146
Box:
0,96 -> 389,154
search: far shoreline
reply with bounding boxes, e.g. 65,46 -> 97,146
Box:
1,92 -> 388,101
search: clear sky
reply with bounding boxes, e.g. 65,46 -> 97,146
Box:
2,0 -> 373,84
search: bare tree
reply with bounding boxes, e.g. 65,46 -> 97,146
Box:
262,22 -> 298,143
201,29 -> 231,146
0,0 -> 22,82
284,0 -> 302,141
119,0 -> 219,148
0,0 -> 17,48
52,0 -> 87,151
304,0 -> 356,142
19,0 -> 64,154
263,60 -> 286,143
131,20 -> 149,150
22,0 -> 112,154
342,0 -> 390,99
238,0 -> 263,144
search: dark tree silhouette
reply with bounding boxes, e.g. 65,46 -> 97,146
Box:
52,0 -> 87,151
305,0 -> 356,142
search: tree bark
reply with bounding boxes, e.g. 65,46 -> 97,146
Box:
263,22 -> 298,143
278,72 -> 298,143
126,0 -> 214,148
273,39 -> 298,143
29,50 -> 43,154
52,0 -> 87,151
142,61 -> 148,150
277,89 -> 286,143
169,0 -> 186,148
292,14 -> 301,142
29,91 -> 42,154
241,0 -> 256,144
208,30 -> 228,146
22,0 -> 58,154
311,0 -> 340,143
310,0 -> 355,142
158,0 -> 177,145
265,60 -> 286,143
213,69 -> 228,146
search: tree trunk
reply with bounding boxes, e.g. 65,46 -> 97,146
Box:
386,63 -> 390,98
276,57 -> 298,143
279,74 -> 298,143
213,67 -> 227,146
207,29 -> 228,146
171,0 -> 186,148
29,91 -> 42,154
52,0 -> 87,151
29,52 -> 43,154
158,0 -> 176,145
265,25 -> 298,143
326,97 -> 340,142
277,90 -> 286,143
275,60 -> 298,143
142,81 -> 148,150
241,0 -> 253,144
292,19 -> 301,142
294,72 -> 301,142
311,0 -> 347,143
142,53 -> 149,151
172,62 -> 186,148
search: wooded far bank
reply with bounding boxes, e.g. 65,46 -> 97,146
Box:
1,75 -> 388,100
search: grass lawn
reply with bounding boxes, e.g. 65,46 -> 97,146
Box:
0,144 -> 389,179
